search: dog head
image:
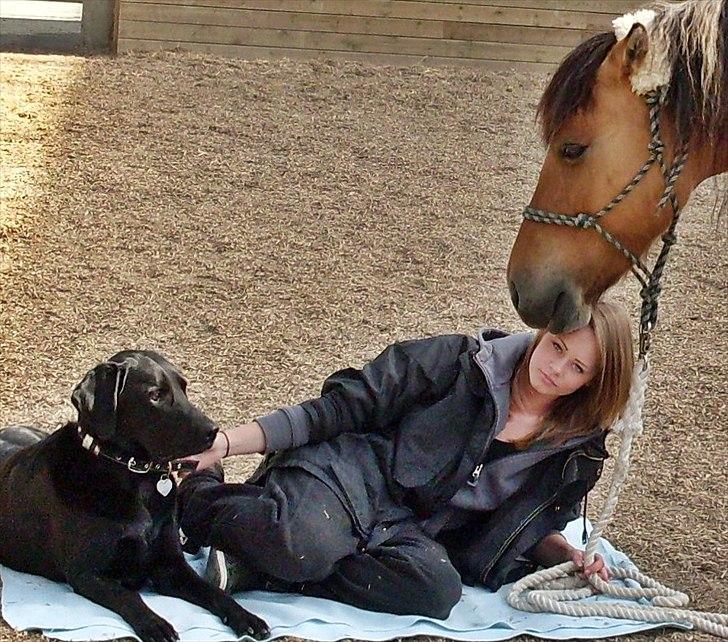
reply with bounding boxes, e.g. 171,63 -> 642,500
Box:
71,351 -> 217,461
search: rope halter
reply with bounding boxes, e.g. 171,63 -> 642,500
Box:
522,87 -> 688,359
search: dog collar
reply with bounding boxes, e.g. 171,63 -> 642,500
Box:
77,426 -> 172,473
76,426 -> 188,496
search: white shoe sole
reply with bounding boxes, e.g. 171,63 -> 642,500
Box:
213,548 -> 228,591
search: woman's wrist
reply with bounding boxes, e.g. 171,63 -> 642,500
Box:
219,430 -> 231,458
212,431 -> 230,460
550,533 -> 575,562
214,422 -> 267,458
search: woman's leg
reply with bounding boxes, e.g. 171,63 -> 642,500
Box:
177,466 -> 360,584
299,522 -> 462,619
178,467 -> 461,618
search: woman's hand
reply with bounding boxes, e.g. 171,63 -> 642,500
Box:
570,548 -> 610,582
182,431 -> 230,471
530,532 -> 610,582
176,422 -> 267,472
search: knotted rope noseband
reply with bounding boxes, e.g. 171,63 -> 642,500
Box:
522,87 -> 688,359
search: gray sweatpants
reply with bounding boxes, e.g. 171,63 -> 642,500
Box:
177,465 -> 462,619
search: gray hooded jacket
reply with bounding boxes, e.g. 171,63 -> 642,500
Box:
254,329 -> 608,588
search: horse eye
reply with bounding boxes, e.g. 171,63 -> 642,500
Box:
560,143 -> 588,161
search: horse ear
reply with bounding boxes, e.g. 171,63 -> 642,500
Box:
607,23 -> 649,77
624,23 -> 649,69
71,363 -> 119,439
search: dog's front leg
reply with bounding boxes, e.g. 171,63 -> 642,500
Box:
67,569 -> 179,642
151,525 -> 269,639
152,558 -> 269,640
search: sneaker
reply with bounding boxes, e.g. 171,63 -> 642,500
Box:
204,547 -> 246,593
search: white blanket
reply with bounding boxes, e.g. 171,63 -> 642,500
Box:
1,520 -> 688,641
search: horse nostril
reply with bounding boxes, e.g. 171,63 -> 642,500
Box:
548,287 -> 586,333
508,279 -> 520,311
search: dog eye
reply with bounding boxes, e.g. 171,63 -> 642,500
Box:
149,388 -> 163,402
560,142 -> 588,161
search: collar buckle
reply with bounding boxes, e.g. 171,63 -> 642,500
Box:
127,457 -> 152,474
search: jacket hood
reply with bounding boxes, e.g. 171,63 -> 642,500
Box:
474,329 -> 534,388
471,329 -> 532,439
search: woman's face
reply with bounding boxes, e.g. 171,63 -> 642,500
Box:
528,326 -> 599,398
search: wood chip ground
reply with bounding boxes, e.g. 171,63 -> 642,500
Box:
0,51 -> 725,642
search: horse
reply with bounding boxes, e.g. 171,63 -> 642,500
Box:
507,0 -> 727,333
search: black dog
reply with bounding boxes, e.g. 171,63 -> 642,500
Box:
0,351 -> 268,642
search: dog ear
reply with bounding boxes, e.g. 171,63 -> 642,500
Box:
71,363 -> 120,439
174,370 -> 188,394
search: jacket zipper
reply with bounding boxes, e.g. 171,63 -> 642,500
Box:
479,449 -> 602,583
469,348 -> 501,487
467,463 -> 484,487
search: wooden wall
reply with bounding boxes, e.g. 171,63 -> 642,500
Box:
116,0 -> 643,72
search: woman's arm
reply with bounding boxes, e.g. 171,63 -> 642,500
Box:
288,335 -> 468,445
529,531 -> 573,567
183,334 -> 471,470
182,422 -> 266,470
530,531 -> 610,581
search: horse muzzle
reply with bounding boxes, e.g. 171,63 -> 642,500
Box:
507,273 -> 592,333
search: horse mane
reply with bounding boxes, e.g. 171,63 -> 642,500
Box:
537,0 -> 728,151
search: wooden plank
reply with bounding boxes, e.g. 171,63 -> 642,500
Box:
117,36 -> 557,72
120,3 -> 444,39
119,1 -> 620,30
443,22 -> 598,47
431,0 -> 641,14
120,3 -> 604,47
119,20 -> 573,62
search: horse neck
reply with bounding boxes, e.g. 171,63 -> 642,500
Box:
671,126 -> 728,208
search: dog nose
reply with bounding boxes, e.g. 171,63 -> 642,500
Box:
205,427 -> 218,449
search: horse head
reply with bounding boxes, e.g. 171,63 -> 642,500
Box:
507,0 -> 728,332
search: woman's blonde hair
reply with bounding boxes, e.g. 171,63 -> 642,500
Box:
512,300 -> 635,448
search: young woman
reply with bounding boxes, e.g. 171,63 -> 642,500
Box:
177,300 -> 633,619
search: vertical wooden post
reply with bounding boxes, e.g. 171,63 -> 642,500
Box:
82,0 -> 117,53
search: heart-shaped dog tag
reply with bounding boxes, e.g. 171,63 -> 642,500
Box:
156,476 -> 173,497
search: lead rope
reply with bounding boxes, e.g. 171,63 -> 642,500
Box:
508,88 -> 728,637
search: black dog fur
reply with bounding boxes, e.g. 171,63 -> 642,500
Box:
0,350 -> 268,642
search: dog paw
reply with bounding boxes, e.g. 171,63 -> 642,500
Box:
222,608 -> 270,640
132,613 -> 179,642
